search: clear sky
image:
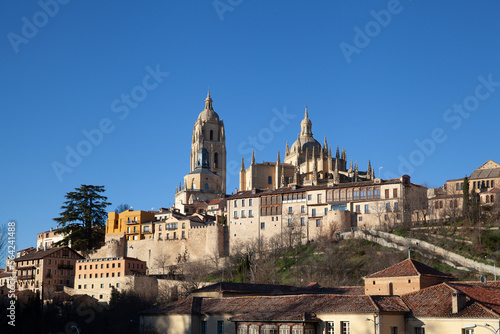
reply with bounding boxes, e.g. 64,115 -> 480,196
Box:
1,1 -> 499,252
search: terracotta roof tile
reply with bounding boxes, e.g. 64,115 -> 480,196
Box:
402,283 -> 499,318
365,259 -> 451,279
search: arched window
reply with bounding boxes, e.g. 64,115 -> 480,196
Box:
486,196 -> 490,203
388,282 -> 393,295
204,183 -> 209,190
210,130 -> 213,141
491,195 -> 495,203
214,152 -> 219,168
268,176 -> 272,184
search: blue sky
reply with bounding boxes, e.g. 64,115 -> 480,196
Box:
1,0 -> 499,253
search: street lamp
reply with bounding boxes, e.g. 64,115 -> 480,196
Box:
464,323 -> 500,334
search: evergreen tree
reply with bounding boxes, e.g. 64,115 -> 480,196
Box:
462,176 -> 470,220
54,185 -> 110,251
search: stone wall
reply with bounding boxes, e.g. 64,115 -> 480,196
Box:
344,229 -> 498,276
95,225 -> 225,272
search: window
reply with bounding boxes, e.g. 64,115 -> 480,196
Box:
359,216 -> 363,221
182,231 -> 185,239
116,283 -> 120,288
393,188 -> 398,197
249,209 -> 253,217
144,226 -> 150,232
242,199 -> 246,207
355,205 -> 360,213
415,328 -> 425,334
241,210 -> 246,218
300,217 -> 306,226
249,199 -> 253,206
249,325 -> 259,334
173,232 -> 177,239
364,204 -> 369,213
326,322 -> 334,334
317,194 -> 322,202
261,324 -> 277,334
394,202 -> 399,211
237,325 -> 246,334
312,208 -> 316,216
201,321 -> 207,334
158,225 -> 162,231
341,321 -> 350,334
159,233 -> 162,239
268,176 -> 272,184
385,189 -> 390,199
391,327 -> 398,334
288,218 -> 293,226
308,195 -> 312,200
234,200 -> 238,208
234,211 -> 238,218
100,284 -> 104,288
288,207 -> 293,214
316,219 -> 321,227
301,205 -> 305,213
261,223 -> 265,229
217,320 -> 224,334
462,329 -> 474,334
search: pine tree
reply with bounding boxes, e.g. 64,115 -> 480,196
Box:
54,185 -> 110,251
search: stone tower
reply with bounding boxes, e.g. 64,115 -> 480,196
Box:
190,90 -> 227,194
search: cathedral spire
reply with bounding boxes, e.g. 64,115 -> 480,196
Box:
277,151 -> 281,164
241,157 -> 245,172
251,150 -> 256,165
336,146 -> 340,159
323,137 -> 328,152
285,141 -> 290,156
304,105 -> 309,119
204,90 -> 213,110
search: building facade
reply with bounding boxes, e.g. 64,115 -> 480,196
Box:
239,108 -> 375,191
73,257 -> 151,303
14,246 -> 83,297
175,91 -> 227,213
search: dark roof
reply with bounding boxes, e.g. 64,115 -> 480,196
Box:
191,281 -> 363,296
365,259 -> 452,279
145,294 -> 409,319
402,282 -> 500,318
14,247 -> 83,262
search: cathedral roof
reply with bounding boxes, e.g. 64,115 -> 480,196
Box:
197,90 -> 220,122
290,106 -> 321,152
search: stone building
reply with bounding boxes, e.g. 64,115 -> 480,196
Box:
140,258 -> 500,334
239,107 -> 375,191
428,159 -> 500,222
227,175 -> 426,252
36,227 -> 67,251
73,256 -> 153,303
175,91 -> 227,213
14,246 -> 83,297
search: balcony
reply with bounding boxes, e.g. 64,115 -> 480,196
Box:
18,274 -> 35,280
58,264 -> 74,270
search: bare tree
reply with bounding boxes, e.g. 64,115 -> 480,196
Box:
153,254 -> 171,275
372,201 -> 388,230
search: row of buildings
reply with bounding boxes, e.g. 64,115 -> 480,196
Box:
140,258 -> 500,334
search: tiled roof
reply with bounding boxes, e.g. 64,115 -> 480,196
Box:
14,246 -> 83,262
402,282 -> 500,318
191,282 -> 363,296
146,294 -> 407,319
365,258 -> 452,279
448,281 -> 500,315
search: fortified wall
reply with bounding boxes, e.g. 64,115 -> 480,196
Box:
94,224 -> 227,273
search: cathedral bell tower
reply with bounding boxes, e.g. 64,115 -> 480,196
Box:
190,90 -> 227,193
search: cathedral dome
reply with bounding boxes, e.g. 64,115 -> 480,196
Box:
198,90 -> 220,122
290,106 -> 321,152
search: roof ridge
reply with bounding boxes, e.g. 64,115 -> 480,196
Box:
367,295 -> 380,312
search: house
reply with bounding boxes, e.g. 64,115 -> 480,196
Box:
140,258 -> 500,334
14,246 -> 83,297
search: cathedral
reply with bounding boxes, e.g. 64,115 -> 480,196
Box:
174,94 -> 374,211
174,91 -> 226,211
239,107 -> 374,191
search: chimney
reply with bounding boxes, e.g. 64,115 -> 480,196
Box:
452,291 -> 466,314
